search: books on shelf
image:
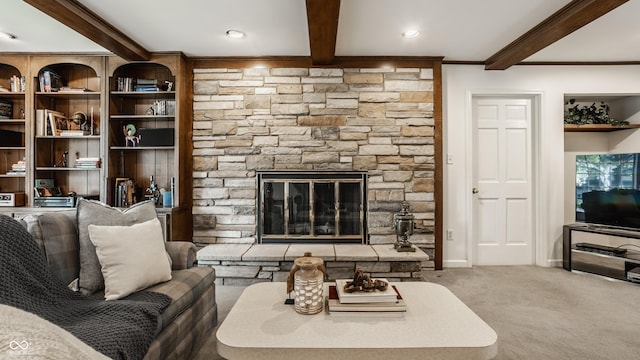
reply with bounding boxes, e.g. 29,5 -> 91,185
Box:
153,100 -> 176,115
74,157 -> 101,169
116,77 -> 134,92
334,279 -> 399,303
58,86 -> 91,93
9,75 -> 25,92
7,159 -> 26,175
39,68 -> 64,92
135,78 -> 159,92
60,130 -> 90,136
0,99 -> 12,119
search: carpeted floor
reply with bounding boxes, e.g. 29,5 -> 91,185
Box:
190,266 -> 640,360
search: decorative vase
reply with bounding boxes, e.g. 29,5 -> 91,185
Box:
287,252 -> 327,315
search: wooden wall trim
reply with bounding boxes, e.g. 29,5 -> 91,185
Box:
23,0 -> 150,61
191,56 -> 443,69
484,0 -> 628,70
433,61 -> 443,270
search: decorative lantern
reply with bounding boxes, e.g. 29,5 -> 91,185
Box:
393,202 -> 416,252
286,252 -> 327,315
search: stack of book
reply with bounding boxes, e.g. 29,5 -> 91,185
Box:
58,86 -> 90,93
7,159 -> 26,175
135,79 -> 159,92
74,157 -> 101,169
326,279 -> 407,317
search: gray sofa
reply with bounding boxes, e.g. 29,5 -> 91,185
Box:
21,210 -> 217,360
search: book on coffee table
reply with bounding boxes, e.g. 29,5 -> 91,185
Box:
328,309 -> 405,318
334,278 -> 398,303
327,285 -> 406,312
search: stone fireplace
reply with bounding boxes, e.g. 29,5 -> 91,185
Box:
258,170 -> 367,244
191,66 -> 436,260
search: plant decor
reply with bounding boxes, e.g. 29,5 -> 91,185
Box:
564,99 -> 629,126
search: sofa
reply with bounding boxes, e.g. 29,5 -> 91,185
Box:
10,201 -> 216,360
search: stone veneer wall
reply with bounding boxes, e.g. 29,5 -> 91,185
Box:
191,67 -> 436,259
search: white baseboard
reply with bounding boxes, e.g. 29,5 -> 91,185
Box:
442,259 -> 470,268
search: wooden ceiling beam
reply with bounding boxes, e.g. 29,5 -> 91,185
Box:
484,0 -> 628,70
23,0 -> 150,61
306,0 -> 340,65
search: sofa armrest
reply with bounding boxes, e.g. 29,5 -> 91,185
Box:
164,241 -> 198,270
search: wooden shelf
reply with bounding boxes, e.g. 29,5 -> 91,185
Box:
564,124 -> 640,132
110,146 -> 174,150
0,92 -> 26,98
35,135 -> 100,140
110,91 -> 175,98
36,167 -> 100,171
110,114 -> 174,120
0,119 -> 26,124
35,91 -> 100,99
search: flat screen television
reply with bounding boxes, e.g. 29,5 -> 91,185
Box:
576,153 -> 640,230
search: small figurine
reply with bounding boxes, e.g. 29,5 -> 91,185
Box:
123,124 -> 139,147
343,269 -> 388,293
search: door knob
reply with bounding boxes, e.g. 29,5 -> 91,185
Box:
472,188 -> 479,194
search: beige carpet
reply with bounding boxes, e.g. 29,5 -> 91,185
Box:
190,266 -> 640,360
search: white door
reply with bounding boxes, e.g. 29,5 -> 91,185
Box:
472,96 -> 534,265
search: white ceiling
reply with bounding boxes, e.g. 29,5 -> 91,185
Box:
1,0 -> 639,63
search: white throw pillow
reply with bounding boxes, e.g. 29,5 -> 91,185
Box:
88,218 -> 172,300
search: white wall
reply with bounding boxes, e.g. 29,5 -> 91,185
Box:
442,64 -> 640,268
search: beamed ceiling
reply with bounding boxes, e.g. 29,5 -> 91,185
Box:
1,0 -> 638,70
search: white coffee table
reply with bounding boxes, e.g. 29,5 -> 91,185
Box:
216,282 -> 497,360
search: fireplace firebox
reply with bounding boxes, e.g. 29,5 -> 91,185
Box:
257,171 -> 367,244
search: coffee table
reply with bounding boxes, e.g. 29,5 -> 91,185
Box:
216,281 -> 497,359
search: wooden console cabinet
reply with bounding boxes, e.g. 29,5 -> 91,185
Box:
563,224 -> 640,282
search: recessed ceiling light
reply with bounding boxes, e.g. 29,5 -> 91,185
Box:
402,29 -> 420,38
1,32 -> 17,40
226,30 -> 246,39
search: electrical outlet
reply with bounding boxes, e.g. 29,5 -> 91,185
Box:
446,229 -> 454,240
446,154 -> 453,164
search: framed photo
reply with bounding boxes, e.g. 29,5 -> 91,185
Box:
46,110 -> 65,136
34,186 -> 63,197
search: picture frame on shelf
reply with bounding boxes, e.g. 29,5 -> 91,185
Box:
46,110 -> 65,136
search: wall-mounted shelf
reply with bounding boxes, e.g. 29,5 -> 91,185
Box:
564,124 -> 640,132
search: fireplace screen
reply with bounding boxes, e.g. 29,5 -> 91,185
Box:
258,171 -> 367,244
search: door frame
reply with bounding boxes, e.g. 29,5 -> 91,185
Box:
465,90 -> 544,266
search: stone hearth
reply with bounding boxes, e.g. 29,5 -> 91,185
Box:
197,244 -> 431,286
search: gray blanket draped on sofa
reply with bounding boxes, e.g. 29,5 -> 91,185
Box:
0,214 -> 171,360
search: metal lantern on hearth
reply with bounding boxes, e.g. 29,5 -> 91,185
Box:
393,202 -> 416,252
286,252 -> 327,315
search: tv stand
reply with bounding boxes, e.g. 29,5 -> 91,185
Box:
563,224 -> 640,283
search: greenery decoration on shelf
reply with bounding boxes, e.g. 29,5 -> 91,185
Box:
564,99 -> 629,126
